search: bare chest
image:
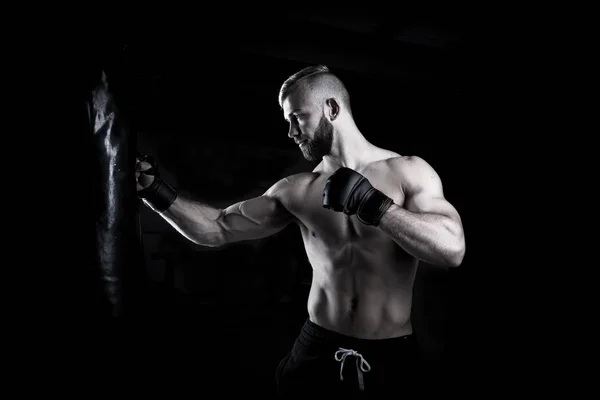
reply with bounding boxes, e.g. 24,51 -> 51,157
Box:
285,173 -> 405,247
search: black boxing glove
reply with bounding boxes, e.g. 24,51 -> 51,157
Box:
322,167 -> 394,226
136,153 -> 177,212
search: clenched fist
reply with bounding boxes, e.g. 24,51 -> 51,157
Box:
135,152 -> 177,212
322,167 -> 394,226
135,153 -> 156,191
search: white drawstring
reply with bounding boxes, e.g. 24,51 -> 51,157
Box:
334,347 -> 372,391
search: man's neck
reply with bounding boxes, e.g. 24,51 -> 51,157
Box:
323,129 -> 373,170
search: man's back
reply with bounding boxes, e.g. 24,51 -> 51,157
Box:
278,149 -> 419,339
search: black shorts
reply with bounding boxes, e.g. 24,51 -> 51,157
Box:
275,319 -> 423,397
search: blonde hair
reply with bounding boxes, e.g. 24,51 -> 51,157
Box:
278,65 -> 351,113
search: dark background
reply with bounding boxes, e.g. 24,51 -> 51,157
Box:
80,9 -> 489,395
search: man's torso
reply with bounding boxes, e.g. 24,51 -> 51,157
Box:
279,150 -> 418,339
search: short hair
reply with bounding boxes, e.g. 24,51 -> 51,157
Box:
278,65 -> 351,113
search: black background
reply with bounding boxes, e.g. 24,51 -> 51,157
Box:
67,8 -> 518,396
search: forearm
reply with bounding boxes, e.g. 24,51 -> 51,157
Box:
378,204 -> 465,267
149,196 -> 225,247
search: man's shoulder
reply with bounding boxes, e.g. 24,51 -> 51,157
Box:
383,155 -> 442,193
269,171 -> 319,195
368,147 -> 424,169
370,154 -> 437,186
381,154 -> 432,171
283,171 -> 320,188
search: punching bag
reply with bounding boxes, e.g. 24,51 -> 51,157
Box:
87,67 -> 143,318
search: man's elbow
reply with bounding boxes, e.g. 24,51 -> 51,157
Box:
447,250 -> 465,268
189,229 -> 228,248
202,214 -> 235,247
189,237 -> 222,248
446,238 -> 466,267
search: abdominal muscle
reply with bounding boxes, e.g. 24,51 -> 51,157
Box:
305,247 -> 418,340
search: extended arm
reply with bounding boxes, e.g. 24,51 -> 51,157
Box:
378,157 -> 465,267
156,179 -> 294,247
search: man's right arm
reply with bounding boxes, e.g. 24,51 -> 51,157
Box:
152,178 -> 295,247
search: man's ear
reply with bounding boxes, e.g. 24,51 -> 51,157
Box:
325,98 -> 340,121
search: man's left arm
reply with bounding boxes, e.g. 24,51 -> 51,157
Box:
377,157 -> 466,267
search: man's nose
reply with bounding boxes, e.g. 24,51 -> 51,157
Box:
288,125 -> 298,138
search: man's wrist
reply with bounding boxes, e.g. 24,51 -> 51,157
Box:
138,178 -> 178,212
357,188 -> 394,226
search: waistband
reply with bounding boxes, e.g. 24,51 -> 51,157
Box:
299,319 -> 415,353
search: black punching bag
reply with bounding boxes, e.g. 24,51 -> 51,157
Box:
88,68 -> 143,318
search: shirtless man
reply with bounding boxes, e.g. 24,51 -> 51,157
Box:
136,65 -> 466,396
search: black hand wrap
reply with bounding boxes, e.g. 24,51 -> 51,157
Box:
322,167 -> 394,226
355,187 -> 394,226
137,153 -> 177,212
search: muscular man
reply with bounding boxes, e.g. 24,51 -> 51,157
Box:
136,65 -> 465,396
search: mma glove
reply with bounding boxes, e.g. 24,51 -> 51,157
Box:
322,167 -> 394,226
136,152 -> 177,212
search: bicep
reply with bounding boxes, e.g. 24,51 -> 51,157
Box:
217,183 -> 294,242
401,157 -> 461,222
223,195 -> 291,229
405,192 -> 460,222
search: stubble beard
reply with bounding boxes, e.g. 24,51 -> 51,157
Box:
301,115 -> 333,163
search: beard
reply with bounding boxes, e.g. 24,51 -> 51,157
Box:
301,114 -> 333,163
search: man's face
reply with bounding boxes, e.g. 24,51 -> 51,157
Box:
282,90 -> 333,163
